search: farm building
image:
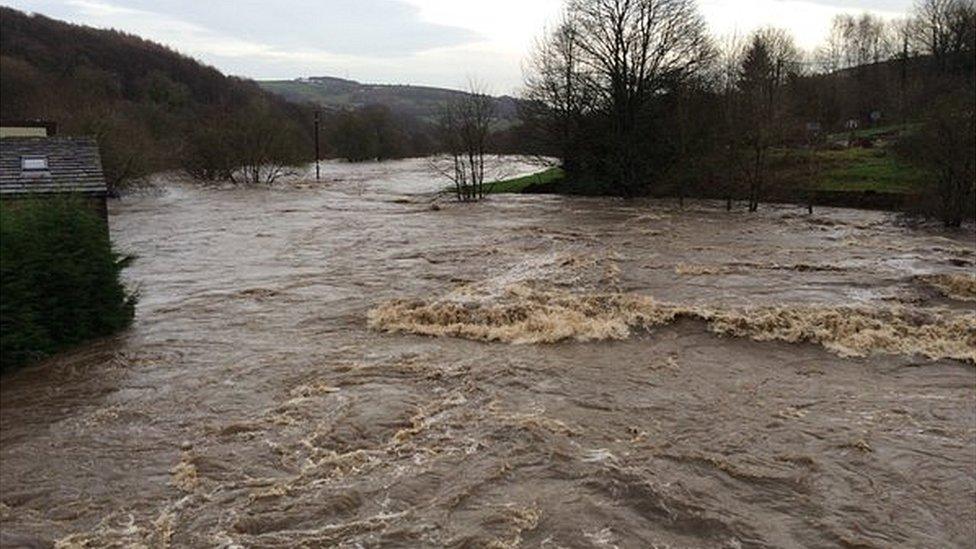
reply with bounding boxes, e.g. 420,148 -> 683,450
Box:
0,136 -> 109,221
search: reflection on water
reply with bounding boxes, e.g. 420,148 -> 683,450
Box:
1,157 -> 974,547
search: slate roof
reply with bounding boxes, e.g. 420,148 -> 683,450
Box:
0,137 -> 107,197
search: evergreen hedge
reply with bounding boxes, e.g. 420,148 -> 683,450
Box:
1,198 -> 135,371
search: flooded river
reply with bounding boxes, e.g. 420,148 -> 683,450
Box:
1,158 -> 974,548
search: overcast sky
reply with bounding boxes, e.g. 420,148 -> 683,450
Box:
2,0 -> 913,93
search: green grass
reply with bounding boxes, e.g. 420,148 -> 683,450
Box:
487,152 -> 928,197
812,148 -> 929,194
767,145 -> 930,195
488,167 -> 565,193
451,143 -> 927,198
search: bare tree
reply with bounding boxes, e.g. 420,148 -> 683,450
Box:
912,0 -> 976,71
887,17 -> 919,124
816,19 -> 847,73
816,14 -> 895,72
713,33 -> 747,210
569,0 -> 712,196
435,81 -> 496,202
523,11 -> 591,174
896,92 -> 975,227
853,14 -> 894,66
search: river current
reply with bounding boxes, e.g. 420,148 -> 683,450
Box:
1,157 -> 974,548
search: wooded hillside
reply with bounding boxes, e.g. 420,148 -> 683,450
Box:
0,7 -> 315,189
260,76 -> 521,123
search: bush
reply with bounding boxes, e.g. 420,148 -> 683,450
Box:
0,199 -> 135,371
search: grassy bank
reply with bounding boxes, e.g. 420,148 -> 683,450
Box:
488,167 -> 565,193
815,148 -> 929,194
766,146 -> 929,196
489,143 -> 929,206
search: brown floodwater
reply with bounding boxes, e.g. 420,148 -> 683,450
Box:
1,158 -> 975,548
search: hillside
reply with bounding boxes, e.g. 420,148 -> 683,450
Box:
260,76 -> 521,123
0,7 -> 313,187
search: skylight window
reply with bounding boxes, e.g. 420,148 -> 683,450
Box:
21,156 -> 49,171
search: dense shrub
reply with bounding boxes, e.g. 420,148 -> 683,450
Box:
0,199 -> 135,371
895,94 -> 976,227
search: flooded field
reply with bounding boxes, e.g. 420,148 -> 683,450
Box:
1,158 -> 974,548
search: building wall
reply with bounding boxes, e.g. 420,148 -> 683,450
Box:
0,127 -> 49,138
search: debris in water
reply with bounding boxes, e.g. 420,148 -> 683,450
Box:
171,452 -> 200,493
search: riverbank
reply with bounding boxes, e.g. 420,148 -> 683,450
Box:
489,128 -> 942,214
491,165 -> 924,213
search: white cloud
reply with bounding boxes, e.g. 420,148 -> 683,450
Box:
700,0 -> 909,50
3,0 -> 914,93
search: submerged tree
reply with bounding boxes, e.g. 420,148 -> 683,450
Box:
229,100 -> 307,185
181,100 -> 306,185
434,82 -> 496,201
329,105 -> 410,162
573,0 -> 712,196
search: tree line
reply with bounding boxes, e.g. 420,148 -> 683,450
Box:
2,3 -> 972,225
521,0 -> 975,226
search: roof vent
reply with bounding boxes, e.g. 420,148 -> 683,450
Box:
21,156 -> 49,171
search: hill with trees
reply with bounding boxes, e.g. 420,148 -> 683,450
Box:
260,77 -> 530,162
259,76 -> 521,124
0,7 -> 527,180
0,7 -> 314,189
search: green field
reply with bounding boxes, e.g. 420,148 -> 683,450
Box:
488,168 -> 565,193
462,130 -> 930,201
490,148 -> 928,197
812,147 -> 929,194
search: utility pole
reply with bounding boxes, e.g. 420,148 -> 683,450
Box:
314,110 -> 321,181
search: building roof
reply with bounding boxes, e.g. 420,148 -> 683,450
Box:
0,137 -> 107,197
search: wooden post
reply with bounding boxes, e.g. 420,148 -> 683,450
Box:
314,110 -> 321,182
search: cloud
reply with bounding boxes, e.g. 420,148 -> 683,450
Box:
0,0 -> 918,92
784,0 -> 914,11
2,0 -> 521,89
7,0 -> 482,56
700,0 -> 911,50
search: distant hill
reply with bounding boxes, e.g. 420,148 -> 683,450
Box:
259,76 -> 521,122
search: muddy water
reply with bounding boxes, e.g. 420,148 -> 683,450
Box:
1,158 -> 975,548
